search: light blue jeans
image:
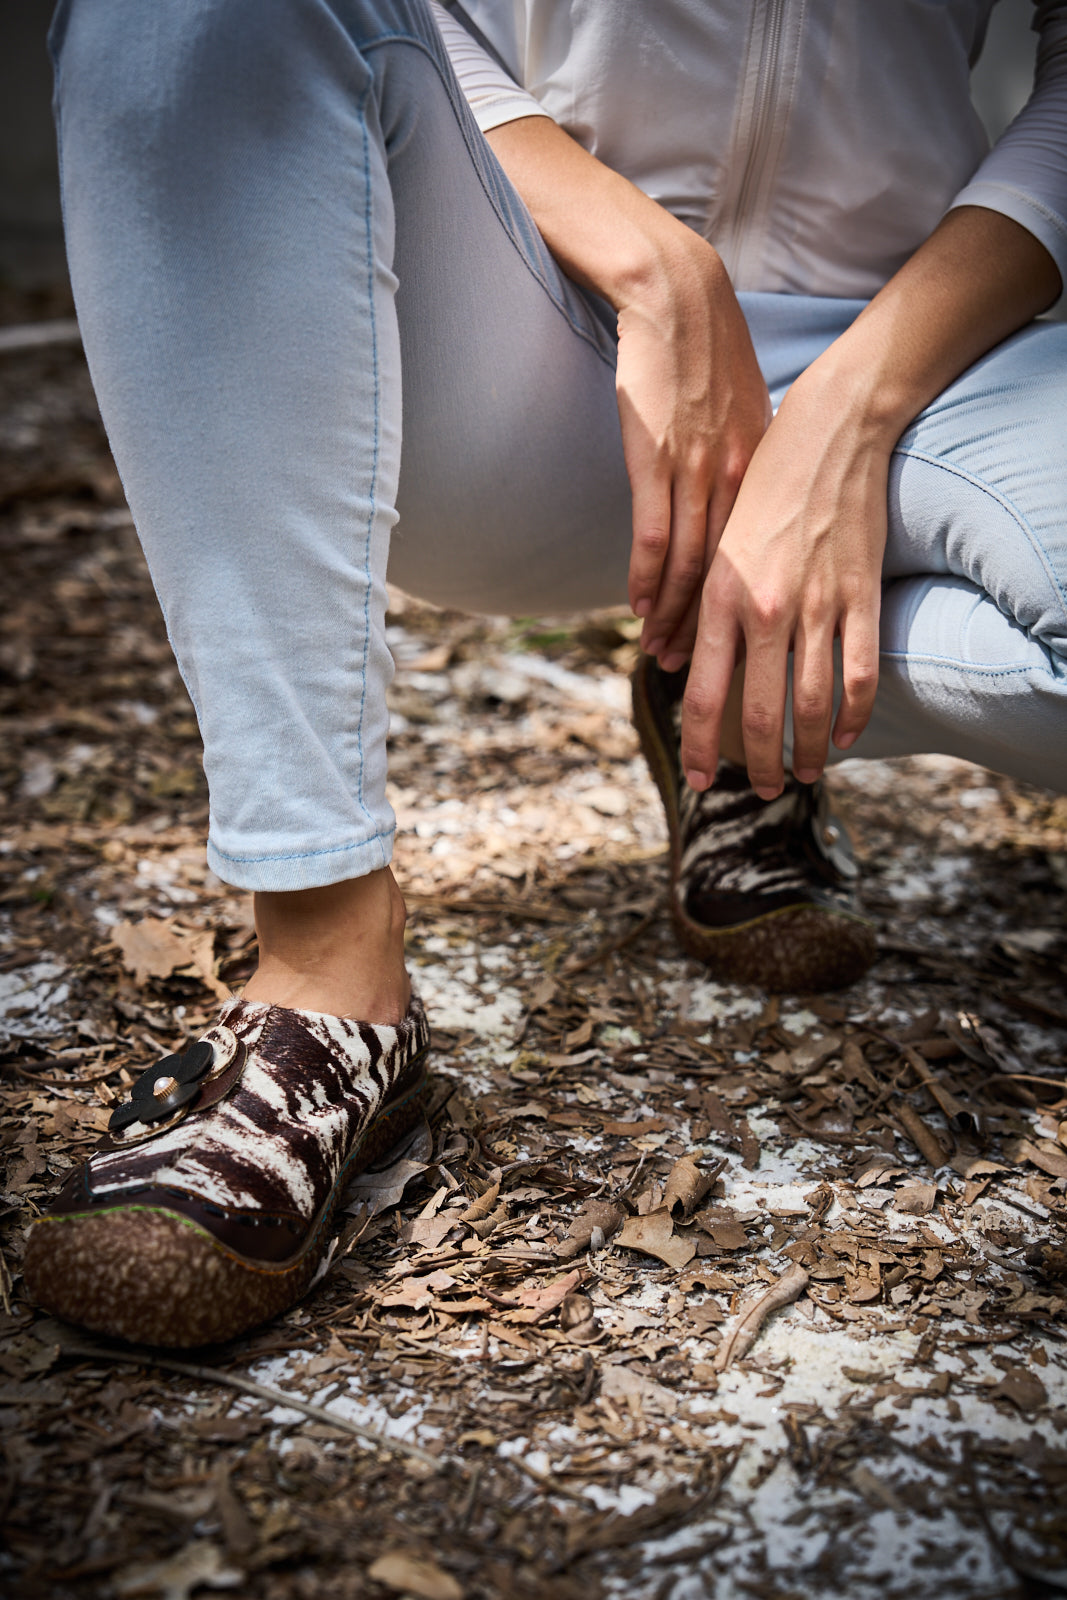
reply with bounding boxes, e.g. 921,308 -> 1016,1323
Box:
50,0 -> 1067,891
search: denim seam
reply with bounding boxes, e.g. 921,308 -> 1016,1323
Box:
892,445 -> 1067,621
881,652 -> 1037,677
208,827 -> 393,866
354,74 -> 378,821
361,30 -> 616,369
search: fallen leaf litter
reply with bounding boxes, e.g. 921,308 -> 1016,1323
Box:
2,309 -> 1067,1599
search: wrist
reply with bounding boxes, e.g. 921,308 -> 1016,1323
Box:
783,332 -> 919,444
609,218 -> 726,316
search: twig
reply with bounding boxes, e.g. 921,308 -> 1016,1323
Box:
0,319 -> 82,355
1,1061 -> 122,1089
58,1338 -> 592,1504
714,1264 -> 810,1371
510,1456 -> 594,1505
892,1102 -> 951,1169
563,896 -> 665,977
405,892 -> 572,925
58,1341 -> 451,1473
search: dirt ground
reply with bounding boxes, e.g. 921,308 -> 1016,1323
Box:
2,306 -> 1067,1600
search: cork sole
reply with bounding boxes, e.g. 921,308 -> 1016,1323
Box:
24,1061 -> 427,1348
631,660 -> 876,992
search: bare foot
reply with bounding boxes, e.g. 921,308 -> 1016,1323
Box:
242,867 -> 411,1023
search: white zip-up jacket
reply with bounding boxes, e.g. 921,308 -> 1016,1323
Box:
431,0 -> 1067,300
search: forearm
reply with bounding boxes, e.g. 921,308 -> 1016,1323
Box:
486,114 -> 770,646
790,206 -> 1062,439
485,115 -> 723,311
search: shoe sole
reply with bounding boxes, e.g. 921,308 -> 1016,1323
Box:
632,658 -> 876,992
23,1054 -> 428,1348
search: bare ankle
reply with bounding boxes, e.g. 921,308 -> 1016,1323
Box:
242,868 -> 411,1023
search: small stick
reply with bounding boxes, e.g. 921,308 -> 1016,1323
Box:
61,1338 -> 594,1504
59,1341 -> 449,1473
894,1102 -> 951,1169
563,897 -> 665,977
714,1265 -> 810,1372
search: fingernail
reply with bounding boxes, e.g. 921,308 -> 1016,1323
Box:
661,651 -> 688,672
685,769 -> 710,791
794,767 -> 821,784
634,599 -> 651,618
755,785 -> 782,802
644,637 -> 666,658
835,731 -> 857,750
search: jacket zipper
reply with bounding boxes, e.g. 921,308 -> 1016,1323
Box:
716,0 -> 793,286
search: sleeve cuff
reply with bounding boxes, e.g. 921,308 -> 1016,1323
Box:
470,95 -> 555,135
949,180 -> 1067,304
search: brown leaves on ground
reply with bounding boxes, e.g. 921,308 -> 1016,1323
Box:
111,916 -> 230,999
3,323 -> 1067,1597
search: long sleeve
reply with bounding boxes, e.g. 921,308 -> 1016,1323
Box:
429,1 -> 552,133
950,0 -> 1067,288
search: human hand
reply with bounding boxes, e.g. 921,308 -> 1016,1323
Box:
680,373 -> 890,798
616,236 -> 771,663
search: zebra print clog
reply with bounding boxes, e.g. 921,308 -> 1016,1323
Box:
23,994 -> 430,1347
632,655 -> 876,991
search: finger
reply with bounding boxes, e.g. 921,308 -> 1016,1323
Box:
680,599 -> 739,790
739,631 -> 791,799
658,586 -> 701,673
831,599 -> 880,752
641,478 -> 712,655
627,464 -> 672,623
658,479 -> 736,669
790,618 -> 836,783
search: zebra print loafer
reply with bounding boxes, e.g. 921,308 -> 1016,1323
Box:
23,994 -> 430,1347
632,655 -> 876,992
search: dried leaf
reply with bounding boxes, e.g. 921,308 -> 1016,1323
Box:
895,1102 -> 951,1168
113,1541 -> 242,1600
110,917 -> 195,986
737,1113 -> 761,1170
558,1292 -> 600,1342
600,1362 -> 678,1418
499,1268 -> 581,1323
664,1155 -> 718,1220
989,1368 -> 1048,1412
602,1116 -> 667,1137
845,1272 -> 881,1303
855,1157 -> 908,1188
714,1264 -> 810,1371
212,1462 -> 257,1559
367,1551 -> 464,1600
556,1198 -> 624,1258
1012,1138 -> 1067,1180
459,1181 -> 500,1224
176,925 -> 230,1000
693,1211 -> 749,1251
380,1269 -> 457,1311
344,1120 -> 433,1218
400,1213 -> 459,1250
617,1209 -> 696,1270
893,1182 -> 938,1216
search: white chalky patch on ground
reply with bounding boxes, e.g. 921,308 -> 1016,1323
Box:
665,976 -> 765,1025
0,959 -> 71,1043
588,1308 -> 1064,1598
411,940 -> 525,1041
780,1007 -> 823,1035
